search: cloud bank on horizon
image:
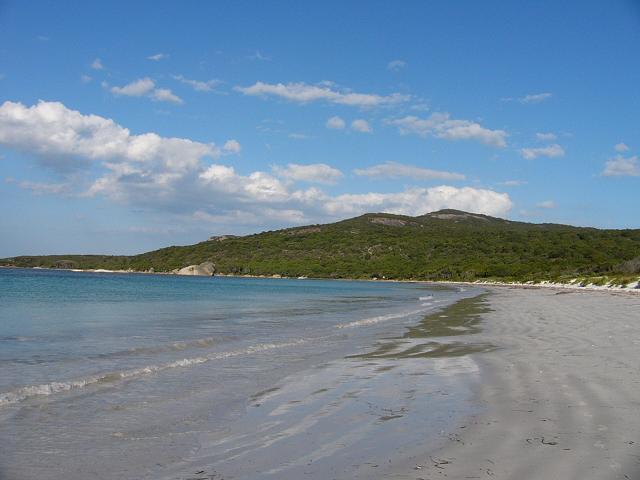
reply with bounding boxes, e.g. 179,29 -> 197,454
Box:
0,100 -> 513,226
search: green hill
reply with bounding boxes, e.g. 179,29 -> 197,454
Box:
2,209 -> 640,282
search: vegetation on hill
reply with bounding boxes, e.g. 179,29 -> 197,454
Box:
2,210 -> 640,282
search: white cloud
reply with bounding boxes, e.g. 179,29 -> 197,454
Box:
520,92 -> 552,104
324,186 -> 513,218
235,81 -> 409,107
0,100 -> 513,228
602,155 -> 639,177
387,59 -> 406,71
388,113 -> 507,148
520,143 -> 565,160
499,180 -> 527,187
150,88 -> 183,104
90,58 -> 104,70
503,92 -> 552,104
0,100 -> 223,174
173,75 -> 221,92
326,116 -> 346,130
0,73 -> 5,80
351,119 -> 372,133
108,78 -> 183,104
536,132 -> 557,141
199,165 -> 290,203
614,142 -> 629,153
536,200 -> 556,209
147,53 -> 169,61
223,139 -> 242,154
273,163 -> 343,185
80,74 -> 92,84
354,161 -> 464,181
110,78 -> 156,97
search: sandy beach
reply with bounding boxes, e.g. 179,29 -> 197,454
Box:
392,286 -> 640,480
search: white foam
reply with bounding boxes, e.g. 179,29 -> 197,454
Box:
0,339 -> 308,408
336,308 -> 425,329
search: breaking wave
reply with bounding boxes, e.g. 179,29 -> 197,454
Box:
0,339 -> 307,407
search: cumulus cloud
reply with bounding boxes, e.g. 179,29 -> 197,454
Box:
147,53 -> 169,61
110,78 -> 156,97
80,74 -> 92,84
387,59 -> 406,71
602,155 -> 639,177
326,116 -> 346,130
323,186 -> 513,218
272,163 -> 343,185
223,139 -> 242,154
108,78 -> 183,104
536,132 -> 557,141
0,100 -> 222,174
150,88 -> 183,104
0,100 -> 513,228
351,119 -> 372,133
235,81 -> 409,107
614,142 -> 629,153
520,143 -> 565,160
199,165 -> 290,202
90,58 -> 104,70
354,162 -> 464,181
388,113 -> 507,148
173,75 -> 221,92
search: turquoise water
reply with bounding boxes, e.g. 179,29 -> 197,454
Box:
0,268 -> 480,479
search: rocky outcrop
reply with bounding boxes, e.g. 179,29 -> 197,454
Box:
370,217 -> 407,227
209,235 -> 239,242
174,261 -> 216,276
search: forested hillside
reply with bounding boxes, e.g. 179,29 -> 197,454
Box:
3,210 -> 639,282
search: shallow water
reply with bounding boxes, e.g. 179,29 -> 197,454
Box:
0,268 -> 486,479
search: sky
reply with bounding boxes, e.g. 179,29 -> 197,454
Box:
1,0 -> 639,256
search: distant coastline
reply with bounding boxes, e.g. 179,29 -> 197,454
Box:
3,265 -> 638,295
2,210 -> 639,285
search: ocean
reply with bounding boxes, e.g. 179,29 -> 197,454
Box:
0,268 -> 485,479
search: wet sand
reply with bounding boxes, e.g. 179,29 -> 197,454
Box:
163,294 -> 492,480
393,287 -> 640,479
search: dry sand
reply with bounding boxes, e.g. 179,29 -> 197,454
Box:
393,287 -> 640,480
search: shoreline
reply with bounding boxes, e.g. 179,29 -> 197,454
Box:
393,286 -> 640,479
2,265 -> 638,295
0,269 -> 481,479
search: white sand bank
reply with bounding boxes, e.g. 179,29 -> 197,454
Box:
393,287 -> 640,479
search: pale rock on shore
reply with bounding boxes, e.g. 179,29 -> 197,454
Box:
173,262 -> 216,276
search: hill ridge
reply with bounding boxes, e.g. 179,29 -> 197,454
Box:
2,210 -> 639,281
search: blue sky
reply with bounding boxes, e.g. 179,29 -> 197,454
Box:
1,0 -> 639,256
